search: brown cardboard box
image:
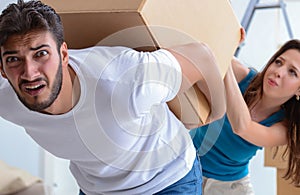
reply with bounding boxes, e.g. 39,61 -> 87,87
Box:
264,145 -> 288,169
42,0 -> 241,127
277,169 -> 300,195
265,146 -> 300,194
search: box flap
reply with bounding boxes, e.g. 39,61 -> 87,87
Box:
264,146 -> 288,169
184,86 -> 210,124
59,12 -> 156,49
42,0 -> 145,12
167,85 -> 210,127
167,88 -> 204,126
141,0 -> 241,78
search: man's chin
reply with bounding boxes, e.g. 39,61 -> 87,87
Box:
20,99 -> 51,112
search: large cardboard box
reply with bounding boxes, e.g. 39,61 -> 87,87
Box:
264,145 -> 288,169
277,169 -> 300,195
42,0 -> 241,127
265,146 -> 300,194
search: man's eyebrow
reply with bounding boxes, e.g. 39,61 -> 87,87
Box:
2,50 -> 18,56
30,44 -> 50,51
2,44 -> 51,57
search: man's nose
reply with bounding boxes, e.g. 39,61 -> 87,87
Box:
21,60 -> 40,80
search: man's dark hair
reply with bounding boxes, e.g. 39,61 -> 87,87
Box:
0,0 -> 64,48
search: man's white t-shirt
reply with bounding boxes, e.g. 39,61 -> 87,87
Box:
0,46 -> 195,194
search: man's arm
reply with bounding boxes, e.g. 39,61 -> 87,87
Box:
166,42 -> 226,124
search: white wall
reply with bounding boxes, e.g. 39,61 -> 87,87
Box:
0,0 -> 299,195
0,117 -> 42,177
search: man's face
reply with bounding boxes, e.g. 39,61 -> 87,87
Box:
0,31 -> 63,112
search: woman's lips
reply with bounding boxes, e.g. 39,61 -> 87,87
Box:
267,78 -> 278,87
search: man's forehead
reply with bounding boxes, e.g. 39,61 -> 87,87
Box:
2,31 -> 54,52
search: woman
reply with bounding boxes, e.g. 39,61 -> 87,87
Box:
191,39 -> 300,195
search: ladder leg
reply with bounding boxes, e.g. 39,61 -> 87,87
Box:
241,0 -> 260,32
236,0 -> 294,57
279,0 -> 293,38
235,0 -> 259,56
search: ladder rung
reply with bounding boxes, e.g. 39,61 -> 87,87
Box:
255,2 -> 281,9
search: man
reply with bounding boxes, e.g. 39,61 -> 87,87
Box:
0,0 -> 225,194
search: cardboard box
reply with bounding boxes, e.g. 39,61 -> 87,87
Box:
42,0 -> 241,127
264,145 -> 288,169
277,169 -> 300,195
265,146 -> 300,194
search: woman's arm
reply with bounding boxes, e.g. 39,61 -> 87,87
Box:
224,61 -> 288,147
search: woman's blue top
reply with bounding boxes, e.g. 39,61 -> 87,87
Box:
190,68 -> 285,181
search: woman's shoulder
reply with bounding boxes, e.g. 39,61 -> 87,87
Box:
231,58 -> 252,82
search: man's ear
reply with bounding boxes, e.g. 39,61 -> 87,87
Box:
0,63 -> 7,79
60,42 -> 69,68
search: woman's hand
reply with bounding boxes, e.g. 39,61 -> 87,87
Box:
239,27 -> 246,45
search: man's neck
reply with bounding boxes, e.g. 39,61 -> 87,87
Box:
43,65 -> 80,115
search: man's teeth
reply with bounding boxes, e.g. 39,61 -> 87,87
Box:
25,85 -> 42,90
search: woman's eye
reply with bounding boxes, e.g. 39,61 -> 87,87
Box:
274,59 -> 282,65
289,69 -> 298,77
35,50 -> 48,57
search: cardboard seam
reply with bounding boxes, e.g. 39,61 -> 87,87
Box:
139,15 -> 160,50
57,10 -> 139,14
183,92 -> 205,125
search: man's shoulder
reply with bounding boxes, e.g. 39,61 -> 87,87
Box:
68,46 -> 132,57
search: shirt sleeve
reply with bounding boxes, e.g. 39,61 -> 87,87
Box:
120,48 -> 182,116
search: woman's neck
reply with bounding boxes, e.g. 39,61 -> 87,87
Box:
250,96 -> 281,122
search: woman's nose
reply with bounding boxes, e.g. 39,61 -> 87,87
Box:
274,66 -> 285,78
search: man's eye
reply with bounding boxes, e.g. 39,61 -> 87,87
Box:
6,56 -> 19,63
35,50 -> 48,57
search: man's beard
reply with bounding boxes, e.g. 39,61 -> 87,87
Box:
15,59 -> 63,113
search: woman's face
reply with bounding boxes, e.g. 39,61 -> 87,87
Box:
263,49 -> 300,102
